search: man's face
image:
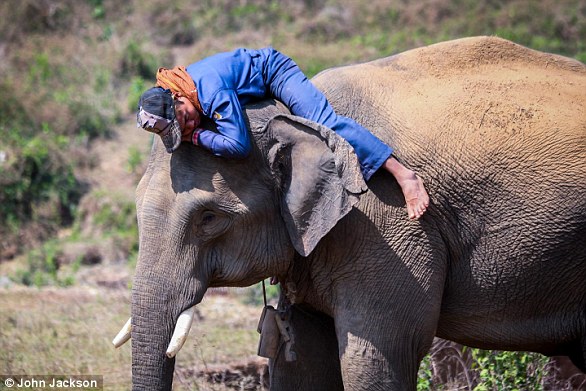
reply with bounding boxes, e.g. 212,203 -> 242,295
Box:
174,96 -> 201,137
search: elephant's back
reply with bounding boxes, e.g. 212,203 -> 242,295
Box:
314,36 -> 586,192
371,35 -> 586,77
376,36 -> 585,145
315,36 -> 585,152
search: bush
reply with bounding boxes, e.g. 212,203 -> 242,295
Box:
0,79 -> 89,258
75,190 -> 138,236
0,26 -> 118,260
128,76 -> 148,111
119,40 -> 159,79
148,1 -> 198,46
417,341 -> 555,390
13,240 -> 78,287
471,350 -> 548,390
68,100 -> 112,140
243,279 -> 280,306
72,190 -> 139,263
126,146 -> 145,174
0,129 -> 85,233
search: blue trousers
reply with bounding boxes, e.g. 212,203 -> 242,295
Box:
262,49 -> 393,180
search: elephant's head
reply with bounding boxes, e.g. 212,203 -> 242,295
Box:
115,100 -> 366,390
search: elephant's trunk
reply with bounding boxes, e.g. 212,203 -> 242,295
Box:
130,264 -> 209,391
131,293 -> 175,390
131,276 -> 177,391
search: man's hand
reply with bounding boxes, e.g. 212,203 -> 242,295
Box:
181,129 -> 193,142
182,128 -> 202,145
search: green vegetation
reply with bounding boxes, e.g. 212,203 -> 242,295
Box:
9,189 -> 139,288
13,239 -> 79,287
126,145 -> 145,174
0,120 -> 84,242
0,0 -> 584,389
417,346 -> 556,390
471,349 -> 549,390
244,279 -> 281,306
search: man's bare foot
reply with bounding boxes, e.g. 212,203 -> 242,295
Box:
382,157 -> 430,220
400,174 -> 429,220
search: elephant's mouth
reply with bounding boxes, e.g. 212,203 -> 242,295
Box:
112,304 -> 198,358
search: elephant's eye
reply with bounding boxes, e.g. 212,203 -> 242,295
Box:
201,211 -> 216,225
195,209 -> 230,239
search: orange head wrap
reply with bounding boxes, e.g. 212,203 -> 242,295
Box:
156,66 -> 202,113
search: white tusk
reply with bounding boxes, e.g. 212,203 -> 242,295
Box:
112,318 -> 132,348
166,305 -> 197,358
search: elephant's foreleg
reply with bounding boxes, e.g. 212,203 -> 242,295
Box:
337,330 -> 422,391
334,300 -> 438,391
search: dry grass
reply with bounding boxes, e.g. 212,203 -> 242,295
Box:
0,286 -> 132,390
0,285 -> 265,391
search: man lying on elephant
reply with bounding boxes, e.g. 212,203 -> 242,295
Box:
136,47 -> 429,220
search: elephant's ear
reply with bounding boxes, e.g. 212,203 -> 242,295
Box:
265,114 -> 367,257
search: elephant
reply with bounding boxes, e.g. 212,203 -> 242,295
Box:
114,36 -> 586,390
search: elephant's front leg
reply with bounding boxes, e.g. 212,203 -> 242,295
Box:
333,287 -> 441,390
335,313 -> 432,391
337,329 -> 420,390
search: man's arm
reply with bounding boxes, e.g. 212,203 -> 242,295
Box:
194,89 -> 251,159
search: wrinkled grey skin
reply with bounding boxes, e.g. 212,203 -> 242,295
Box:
129,37 -> 586,390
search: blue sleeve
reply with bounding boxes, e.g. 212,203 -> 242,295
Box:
196,89 -> 251,159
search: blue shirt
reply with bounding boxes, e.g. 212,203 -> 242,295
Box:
186,48 -> 271,158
